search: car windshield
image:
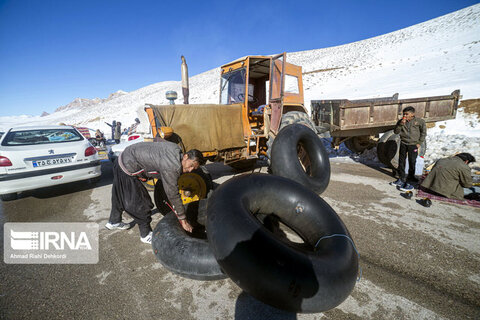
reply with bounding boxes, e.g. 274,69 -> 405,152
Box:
220,68 -> 246,105
2,129 -> 84,146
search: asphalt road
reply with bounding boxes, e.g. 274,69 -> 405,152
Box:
0,159 -> 479,319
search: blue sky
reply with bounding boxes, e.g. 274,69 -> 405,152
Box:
0,0 -> 478,117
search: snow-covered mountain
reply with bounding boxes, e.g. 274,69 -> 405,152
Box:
54,90 -> 129,113
1,4 -> 479,164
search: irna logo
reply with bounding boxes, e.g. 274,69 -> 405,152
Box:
4,222 -> 99,264
10,229 -> 92,250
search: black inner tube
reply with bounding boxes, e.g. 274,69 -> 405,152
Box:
271,124 -> 330,194
152,200 -> 226,281
206,174 -> 358,313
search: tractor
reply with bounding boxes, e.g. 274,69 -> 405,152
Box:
144,53 -> 328,212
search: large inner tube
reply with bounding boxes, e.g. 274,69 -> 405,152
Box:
206,174 -> 358,313
266,111 -> 317,161
377,130 -> 426,170
376,130 -> 395,167
271,123 -> 330,194
152,200 -> 226,280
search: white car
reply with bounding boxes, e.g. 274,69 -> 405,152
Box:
108,134 -> 144,162
0,125 -> 101,201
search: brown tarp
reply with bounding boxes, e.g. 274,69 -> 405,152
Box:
149,104 -> 245,152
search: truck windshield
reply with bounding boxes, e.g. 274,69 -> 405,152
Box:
220,68 -> 246,105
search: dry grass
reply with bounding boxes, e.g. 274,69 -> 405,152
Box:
459,99 -> 480,118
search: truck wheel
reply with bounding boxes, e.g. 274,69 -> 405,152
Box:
206,174 -> 358,313
153,166 -> 212,215
271,124 -> 330,194
267,111 -> 317,161
152,201 -> 226,280
1,193 -> 18,201
344,136 -> 375,154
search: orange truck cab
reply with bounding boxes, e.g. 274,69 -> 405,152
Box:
144,53 -> 309,165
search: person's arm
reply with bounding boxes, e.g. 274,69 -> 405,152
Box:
459,166 -> 473,188
161,170 -> 193,232
161,170 -> 186,219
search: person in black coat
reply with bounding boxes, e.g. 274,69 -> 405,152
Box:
105,120 -> 117,140
105,141 -> 204,244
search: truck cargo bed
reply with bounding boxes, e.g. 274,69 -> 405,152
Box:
311,90 -> 460,137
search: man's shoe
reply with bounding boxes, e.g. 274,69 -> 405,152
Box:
140,232 -> 153,244
105,222 -> 132,230
399,183 -> 414,192
390,179 -> 404,187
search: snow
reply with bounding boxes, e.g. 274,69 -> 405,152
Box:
1,4 -> 479,165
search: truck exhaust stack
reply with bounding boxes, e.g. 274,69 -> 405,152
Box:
181,55 -> 189,104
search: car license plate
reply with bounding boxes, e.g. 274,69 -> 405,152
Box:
32,157 -> 73,168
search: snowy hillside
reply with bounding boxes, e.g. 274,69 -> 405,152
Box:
1,4 -> 479,164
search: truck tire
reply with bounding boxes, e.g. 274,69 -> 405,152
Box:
344,136 -> 375,154
271,124 -> 330,194
267,111 -> 317,161
154,166 -> 212,215
377,131 -> 426,169
152,201 -> 226,280
206,174 -> 358,313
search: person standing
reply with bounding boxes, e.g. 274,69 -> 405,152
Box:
114,122 -> 122,144
105,120 -> 117,140
421,153 -> 475,200
390,106 -> 426,191
105,141 -> 203,243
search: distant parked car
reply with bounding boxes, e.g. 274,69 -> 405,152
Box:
0,126 -> 101,201
108,134 -> 145,162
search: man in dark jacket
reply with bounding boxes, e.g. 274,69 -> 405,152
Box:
114,122 -> 122,144
105,120 -> 116,140
391,106 -> 426,191
105,141 -> 203,244
421,153 -> 475,200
